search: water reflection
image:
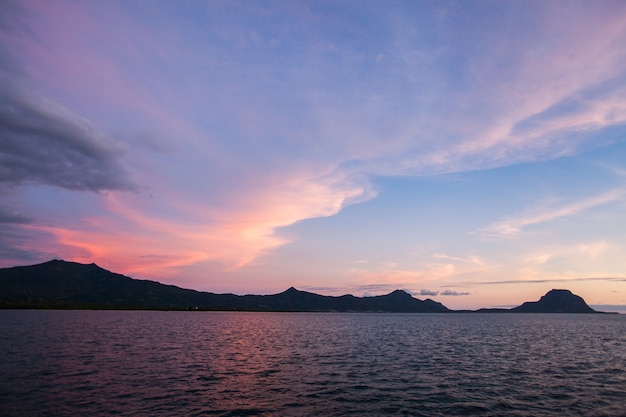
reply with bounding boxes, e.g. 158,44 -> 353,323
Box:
1,311 -> 625,416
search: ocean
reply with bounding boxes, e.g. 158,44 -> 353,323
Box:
1,310 -> 625,416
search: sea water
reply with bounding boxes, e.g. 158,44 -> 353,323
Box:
1,310 -> 625,416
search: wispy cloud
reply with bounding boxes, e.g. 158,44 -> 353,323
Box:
448,276 -> 626,286
418,289 -> 470,297
344,264 -> 454,287
476,189 -> 625,239
440,290 -> 470,296
577,241 -> 610,260
355,3 -> 626,178
432,253 -> 485,266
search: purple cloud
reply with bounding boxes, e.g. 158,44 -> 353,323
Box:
440,290 -> 470,296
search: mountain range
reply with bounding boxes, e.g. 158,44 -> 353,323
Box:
0,260 -> 607,313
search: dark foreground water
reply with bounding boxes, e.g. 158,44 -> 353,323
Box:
1,311 -> 625,416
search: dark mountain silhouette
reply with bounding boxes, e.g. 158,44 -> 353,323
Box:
509,289 -> 597,313
0,260 -> 607,313
0,260 -> 448,312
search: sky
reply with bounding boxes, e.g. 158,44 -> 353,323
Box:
2,0 -> 626,311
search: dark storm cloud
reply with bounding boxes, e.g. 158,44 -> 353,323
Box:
0,90 -> 136,192
0,221 -> 56,265
0,237 -> 49,263
0,204 -> 32,224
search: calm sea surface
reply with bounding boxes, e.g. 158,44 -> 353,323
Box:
1,311 -> 625,416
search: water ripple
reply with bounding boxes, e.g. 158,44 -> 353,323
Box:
1,311 -> 625,416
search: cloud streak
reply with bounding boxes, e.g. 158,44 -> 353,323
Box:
476,189 -> 626,239
0,90 -> 135,192
419,289 -> 470,296
445,276 -> 626,287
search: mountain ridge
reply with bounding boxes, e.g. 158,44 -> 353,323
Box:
0,260 -> 607,313
0,260 -> 448,312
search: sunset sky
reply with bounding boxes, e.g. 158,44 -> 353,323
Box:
2,0 -> 626,310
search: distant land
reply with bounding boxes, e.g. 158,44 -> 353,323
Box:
0,260 -> 614,313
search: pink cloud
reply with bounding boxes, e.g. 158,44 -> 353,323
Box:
13,167 -> 371,281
